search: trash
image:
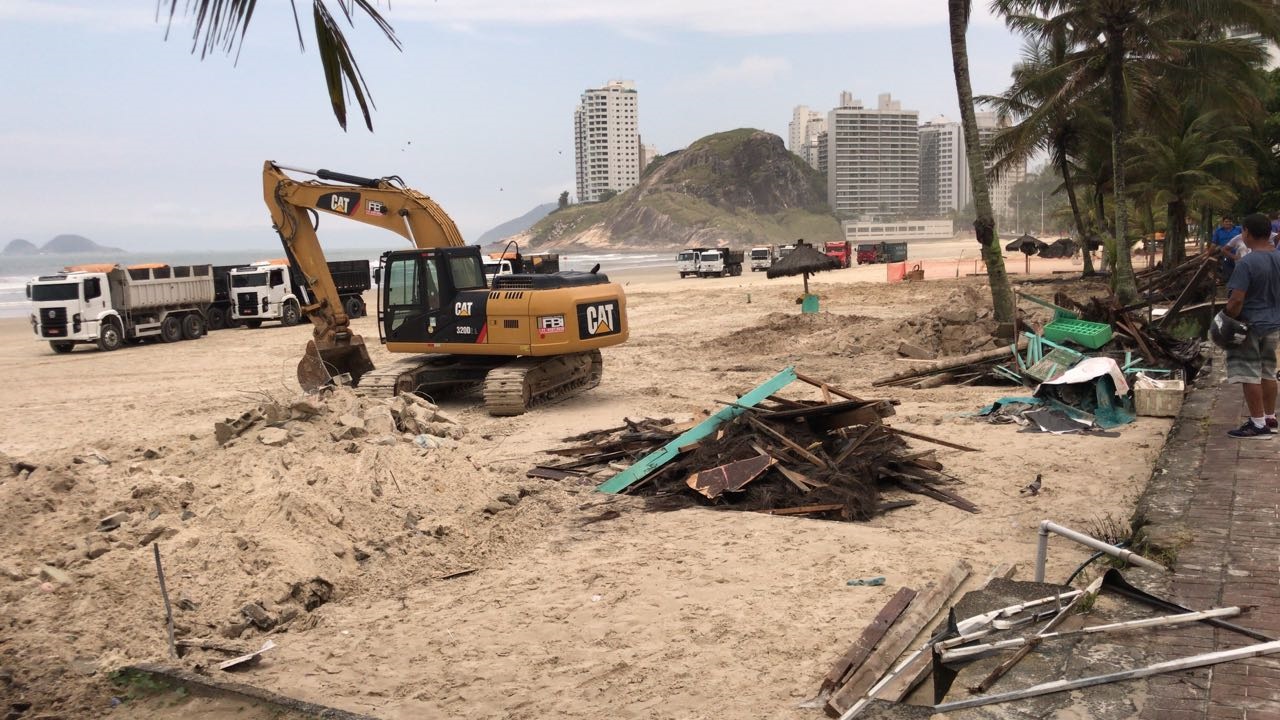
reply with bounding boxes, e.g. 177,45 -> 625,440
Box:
217,639 -> 276,672
1133,374 -> 1185,417
846,576 -> 886,587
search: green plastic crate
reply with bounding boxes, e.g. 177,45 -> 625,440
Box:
1043,318 -> 1113,349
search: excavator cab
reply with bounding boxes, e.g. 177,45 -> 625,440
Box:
378,246 -> 491,346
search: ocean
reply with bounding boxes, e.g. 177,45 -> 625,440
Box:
0,248 -> 672,318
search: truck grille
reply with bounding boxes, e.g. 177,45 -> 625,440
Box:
39,307 -> 68,337
237,293 -> 258,316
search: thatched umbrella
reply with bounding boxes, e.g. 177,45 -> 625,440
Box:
1005,233 -> 1045,274
766,240 -> 840,295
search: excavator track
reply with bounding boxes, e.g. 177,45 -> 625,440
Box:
482,350 -> 603,417
354,355 -> 486,401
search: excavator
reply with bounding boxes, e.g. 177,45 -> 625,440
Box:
261,161 -> 628,416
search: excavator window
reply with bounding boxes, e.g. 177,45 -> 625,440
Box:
448,256 -> 486,290
385,256 -> 420,332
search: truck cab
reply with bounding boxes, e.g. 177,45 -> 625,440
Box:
750,246 -> 775,271
823,240 -> 853,268
229,261 -> 299,328
28,271 -> 112,350
698,248 -> 743,278
482,258 -> 515,287
676,248 -> 706,278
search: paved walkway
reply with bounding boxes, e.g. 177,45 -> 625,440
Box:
1138,374 -> 1280,719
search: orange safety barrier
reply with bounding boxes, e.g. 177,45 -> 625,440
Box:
886,261 -> 907,283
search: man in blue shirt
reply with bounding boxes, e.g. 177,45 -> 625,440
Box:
1212,216 -> 1244,280
1223,213 -> 1280,438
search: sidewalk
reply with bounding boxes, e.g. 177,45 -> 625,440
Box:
1137,370 -> 1280,719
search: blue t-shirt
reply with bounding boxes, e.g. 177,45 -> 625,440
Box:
1226,249 -> 1280,333
1213,226 -> 1242,247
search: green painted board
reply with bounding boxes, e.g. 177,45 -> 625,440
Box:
595,366 -> 798,494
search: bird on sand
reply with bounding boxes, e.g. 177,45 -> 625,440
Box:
1020,474 -> 1042,496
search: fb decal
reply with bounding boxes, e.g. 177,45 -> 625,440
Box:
454,301 -> 473,317
576,301 -> 621,339
365,200 -> 387,217
316,192 -> 360,216
538,315 -> 565,334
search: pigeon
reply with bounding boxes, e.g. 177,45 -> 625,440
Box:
1020,474 -> 1042,496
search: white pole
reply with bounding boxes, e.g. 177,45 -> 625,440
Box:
1034,520 -> 1166,582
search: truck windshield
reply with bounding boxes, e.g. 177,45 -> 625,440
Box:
751,250 -> 769,259
677,253 -> 697,262
700,253 -> 719,262
31,283 -> 79,301
231,273 -> 267,288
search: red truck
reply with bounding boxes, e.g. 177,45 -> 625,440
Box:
823,240 -> 853,268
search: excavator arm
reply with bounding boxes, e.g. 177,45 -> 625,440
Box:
261,161 -> 467,390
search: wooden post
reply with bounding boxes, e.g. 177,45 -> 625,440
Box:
153,544 -> 178,659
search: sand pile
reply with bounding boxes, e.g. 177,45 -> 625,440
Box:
0,388 -> 563,715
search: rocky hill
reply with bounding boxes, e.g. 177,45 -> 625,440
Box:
477,202 -> 557,246
3,234 -> 123,255
524,129 -> 841,251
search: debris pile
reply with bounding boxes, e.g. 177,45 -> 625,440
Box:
214,386 -> 466,448
531,369 -> 980,520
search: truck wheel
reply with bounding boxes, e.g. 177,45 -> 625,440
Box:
50,341 -> 75,354
96,319 -> 123,351
245,319 -> 263,329
181,313 -> 205,340
160,316 -> 183,343
281,301 -> 301,327
344,296 -> 363,319
207,306 -> 226,331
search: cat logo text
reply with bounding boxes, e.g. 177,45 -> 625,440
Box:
576,301 -> 621,340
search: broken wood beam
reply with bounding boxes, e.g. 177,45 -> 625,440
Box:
795,371 -> 866,403
871,340 -> 1027,387
768,503 -> 845,516
883,426 -> 979,453
891,478 -> 979,514
746,416 -> 828,468
820,587 -> 919,695
827,561 -> 971,717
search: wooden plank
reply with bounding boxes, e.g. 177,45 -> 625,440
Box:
767,503 -> 845,516
796,371 -> 865,402
819,587 -> 919,695
882,426 -> 979,453
871,341 -> 1026,387
685,454 -> 776,499
775,464 -> 814,493
526,467 -> 584,481
596,367 -> 797,493
746,416 -> 828,467
892,478 -> 979,514
876,500 -> 918,513
826,561 -> 971,717
934,639 -> 1280,712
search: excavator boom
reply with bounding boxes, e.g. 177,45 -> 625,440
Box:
262,161 -> 465,390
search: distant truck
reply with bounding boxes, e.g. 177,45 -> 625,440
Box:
823,240 -> 854,269
750,245 -> 777,271
483,252 -> 560,286
28,264 -> 215,353
856,242 -> 909,265
206,264 -> 240,330
677,247 -> 710,278
698,248 -> 744,277
229,259 -> 371,328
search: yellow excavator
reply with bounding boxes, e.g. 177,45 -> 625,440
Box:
262,161 -> 628,415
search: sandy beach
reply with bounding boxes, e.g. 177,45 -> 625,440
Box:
0,249 -> 1171,718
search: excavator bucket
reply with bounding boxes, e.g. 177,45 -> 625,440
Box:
297,337 -> 376,392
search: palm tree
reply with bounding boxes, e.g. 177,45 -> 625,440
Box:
993,0 -> 1280,302
1128,109 -> 1258,267
161,1 -> 399,131
981,29 -> 1107,276
950,0 -> 1015,328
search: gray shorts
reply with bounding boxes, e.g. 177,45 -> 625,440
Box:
1226,329 -> 1280,384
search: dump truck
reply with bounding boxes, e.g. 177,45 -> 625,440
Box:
677,247 -> 709,278
206,264 -> 240,330
483,252 -> 561,286
229,259 -> 371,328
698,248 -> 744,277
750,245 -> 777,271
823,240 -> 854,268
28,264 -> 215,353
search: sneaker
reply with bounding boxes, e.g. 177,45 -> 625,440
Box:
1269,417 -> 1279,430
1228,420 -> 1273,439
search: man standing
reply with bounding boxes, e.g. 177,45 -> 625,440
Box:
1224,213 -> 1280,438
1212,216 -> 1243,280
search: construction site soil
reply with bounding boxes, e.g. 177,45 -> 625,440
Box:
0,263 -> 1170,719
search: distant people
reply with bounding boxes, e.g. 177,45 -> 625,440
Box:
1211,216 -> 1243,280
1223,213 -> 1280,439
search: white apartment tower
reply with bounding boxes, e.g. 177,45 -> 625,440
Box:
826,92 -> 920,219
977,111 -> 1026,230
574,80 -> 640,203
789,105 -> 824,153
917,113 -> 1026,228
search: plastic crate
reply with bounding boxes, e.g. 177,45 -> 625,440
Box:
1043,318 -> 1113,349
1134,378 -> 1184,417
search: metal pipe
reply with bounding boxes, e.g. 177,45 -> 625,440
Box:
1034,520 -> 1166,582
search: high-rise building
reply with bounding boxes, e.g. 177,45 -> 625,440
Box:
918,116 -> 965,217
815,131 -> 829,178
574,80 -> 640,203
825,92 -> 920,220
977,111 -> 1026,230
789,106 -> 824,153
640,143 -> 660,172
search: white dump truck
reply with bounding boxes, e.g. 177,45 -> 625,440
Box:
229,259 -> 371,328
698,248 -> 744,277
677,247 -> 708,278
28,264 -> 215,353
750,245 -> 777,271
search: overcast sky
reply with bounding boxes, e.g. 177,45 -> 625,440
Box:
0,0 -> 1024,251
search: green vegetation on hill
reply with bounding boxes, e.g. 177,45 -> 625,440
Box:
529,129 -> 840,250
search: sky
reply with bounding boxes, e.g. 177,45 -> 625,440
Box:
0,0 -> 1027,252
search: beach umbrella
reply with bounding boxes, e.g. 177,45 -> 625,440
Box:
766,240 -> 840,295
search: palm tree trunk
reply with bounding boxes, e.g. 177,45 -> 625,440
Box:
1057,152 -> 1095,275
949,0 -> 1014,329
1106,31 -> 1137,302
1166,201 -> 1187,267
